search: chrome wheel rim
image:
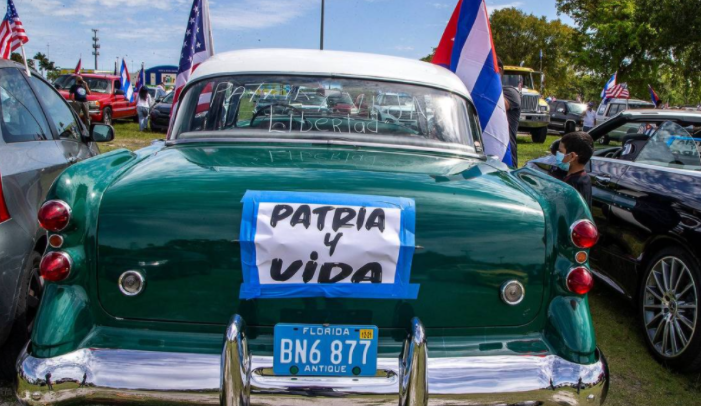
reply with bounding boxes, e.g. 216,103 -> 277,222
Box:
643,256 -> 698,358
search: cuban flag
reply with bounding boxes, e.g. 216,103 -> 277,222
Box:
432,0 -> 512,166
168,0 -> 214,138
119,59 -> 134,102
74,58 -> 81,74
648,84 -> 660,107
600,72 -> 617,99
134,64 -> 146,93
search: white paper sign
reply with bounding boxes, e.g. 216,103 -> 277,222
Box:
254,203 -> 402,285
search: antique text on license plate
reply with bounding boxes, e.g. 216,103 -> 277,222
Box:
273,324 -> 379,376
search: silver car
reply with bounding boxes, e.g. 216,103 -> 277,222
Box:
0,60 -> 113,378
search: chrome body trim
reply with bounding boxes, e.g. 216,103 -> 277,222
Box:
117,270 -> 145,296
399,317 -> 428,406
15,345 -> 609,406
221,315 -> 251,406
501,280 -> 526,305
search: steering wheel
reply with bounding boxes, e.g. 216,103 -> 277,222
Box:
250,103 -> 308,129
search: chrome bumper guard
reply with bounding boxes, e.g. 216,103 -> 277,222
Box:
16,316 -> 608,406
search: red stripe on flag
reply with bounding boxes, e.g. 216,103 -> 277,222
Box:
431,0 -> 462,67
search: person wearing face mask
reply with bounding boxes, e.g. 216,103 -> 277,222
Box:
548,139 -> 567,180
556,132 -> 594,208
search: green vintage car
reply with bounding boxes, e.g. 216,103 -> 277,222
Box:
16,49 -> 608,406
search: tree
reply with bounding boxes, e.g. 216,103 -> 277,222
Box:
557,0 -> 701,105
10,52 -> 35,69
32,52 -> 59,80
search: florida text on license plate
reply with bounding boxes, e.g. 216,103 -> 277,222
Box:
273,324 -> 378,376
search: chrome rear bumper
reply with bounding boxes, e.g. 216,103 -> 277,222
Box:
16,316 -> 608,406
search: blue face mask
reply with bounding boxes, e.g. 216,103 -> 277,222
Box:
555,151 -> 570,171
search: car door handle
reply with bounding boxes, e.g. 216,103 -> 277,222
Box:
594,175 -> 611,185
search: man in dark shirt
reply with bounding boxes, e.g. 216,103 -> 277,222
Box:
69,76 -> 91,126
498,58 -> 521,167
557,132 -> 594,207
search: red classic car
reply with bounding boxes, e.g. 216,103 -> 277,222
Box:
54,73 -> 137,124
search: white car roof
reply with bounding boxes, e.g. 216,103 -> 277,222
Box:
190,49 -> 472,101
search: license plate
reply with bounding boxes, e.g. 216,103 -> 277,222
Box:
273,324 -> 378,377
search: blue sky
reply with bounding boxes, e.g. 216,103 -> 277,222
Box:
18,0 -> 573,71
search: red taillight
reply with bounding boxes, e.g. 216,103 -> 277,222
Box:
571,220 -> 598,249
567,267 -> 594,295
39,251 -> 72,282
0,173 -> 10,223
38,200 -> 71,232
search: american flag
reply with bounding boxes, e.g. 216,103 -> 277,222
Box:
0,0 -> 28,59
168,0 -> 214,138
195,81 -> 214,115
605,83 -> 630,99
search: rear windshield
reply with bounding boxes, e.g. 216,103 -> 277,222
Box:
173,75 -> 480,149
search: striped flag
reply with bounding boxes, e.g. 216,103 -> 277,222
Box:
168,0 -> 214,138
648,84 -> 660,107
432,0 -> 511,166
134,64 -> 146,93
605,83 -> 630,99
195,81 -> 213,115
600,72 -> 617,99
0,0 -> 28,59
74,58 -> 81,74
119,59 -> 134,103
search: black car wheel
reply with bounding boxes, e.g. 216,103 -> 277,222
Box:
103,107 -> 112,125
530,127 -> 548,143
565,122 -> 576,134
639,247 -> 701,371
0,251 -> 42,379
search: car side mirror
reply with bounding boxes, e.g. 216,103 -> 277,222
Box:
90,124 -> 114,142
114,89 -> 125,96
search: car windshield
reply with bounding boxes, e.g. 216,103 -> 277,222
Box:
173,75 -> 478,149
54,75 -> 111,94
567,103 -> 587,114
502,72 -> 534,89
636,121 -> 701,171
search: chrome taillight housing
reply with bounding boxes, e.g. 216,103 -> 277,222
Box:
38,200 -> 71,232
570,220 -> 598,249
40,251 -> 72,282
566,266 -> 594,295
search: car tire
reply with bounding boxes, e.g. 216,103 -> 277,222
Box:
598,135 -> 610,145
565,122 -> 576,134
639,246 -> 701,372
0,251 -> 42,380
102,108 -> 112,125
530,127 -> 548,143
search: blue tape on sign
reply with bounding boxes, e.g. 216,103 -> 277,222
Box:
239,190 -> 418,300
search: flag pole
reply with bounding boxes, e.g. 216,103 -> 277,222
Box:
19,43 -> 30,77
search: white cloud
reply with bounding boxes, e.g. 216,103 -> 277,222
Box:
394,45 -> 414,51
429,2 -> 452,9
210,0 -> 318,31
487,1 -> 523,14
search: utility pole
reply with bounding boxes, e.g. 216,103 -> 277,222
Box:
320,0 -> 325,50
91,29 -> 100,70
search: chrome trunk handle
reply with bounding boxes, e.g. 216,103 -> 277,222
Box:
399,317 -> 429,406
221,314 -> 251,406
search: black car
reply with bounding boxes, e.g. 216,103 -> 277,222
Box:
548,100 -> 587,133
149,91 -> 173,132
527,109 -> 701,371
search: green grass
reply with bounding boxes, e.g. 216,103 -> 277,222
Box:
1,129 -> 699,405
